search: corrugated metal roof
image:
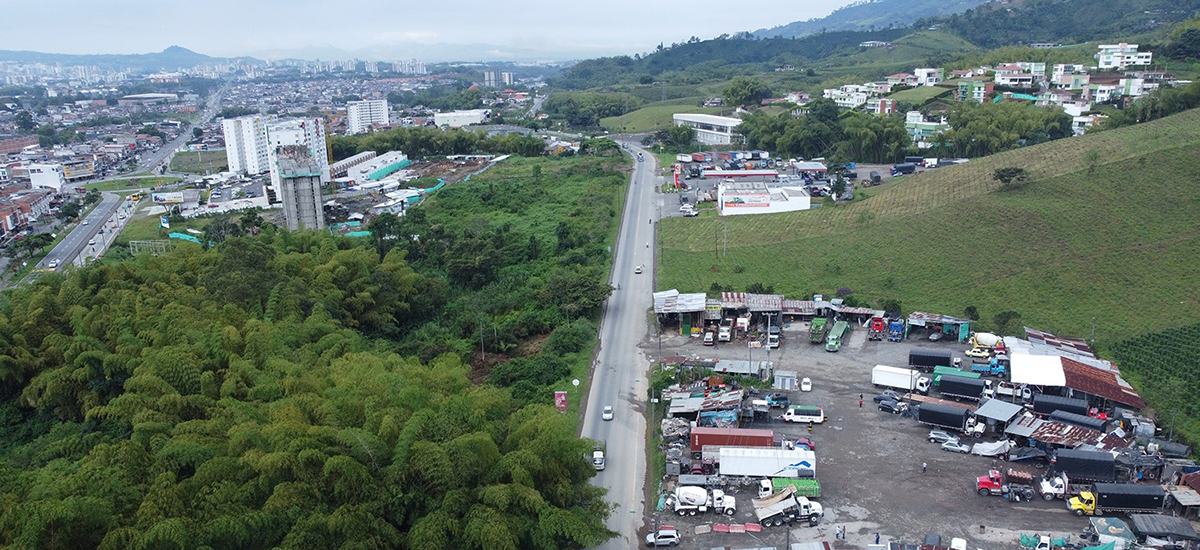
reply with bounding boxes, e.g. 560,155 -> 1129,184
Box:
1061,357 -> 1146,409
907,311 -> 971,325
722,292 -> 746,308
1170,487 -> 1200,507
721,292 -> 783,311
1025,327 -> 1096,358
975,399 -> 1025,422
782,299 -> 816,315
1029,419 -> 1102,447
654,289 -> 708,314
1006,414 -> 1043,437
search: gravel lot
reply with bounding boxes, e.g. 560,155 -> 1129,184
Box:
642,320 -> 1089,550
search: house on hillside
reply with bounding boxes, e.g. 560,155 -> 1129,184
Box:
914,68 -> 944,87
886,73 -> 918,87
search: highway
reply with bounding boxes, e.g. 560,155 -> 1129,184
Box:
40,191 -> 130,270
582,142 -> 659,549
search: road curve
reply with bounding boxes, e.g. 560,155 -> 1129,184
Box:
583,142 -> 660,548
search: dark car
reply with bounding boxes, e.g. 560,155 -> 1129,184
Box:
878,399 -> 906,414
925,534 -> 942,547
873,390 -> 902,403
766,393 -> 790,408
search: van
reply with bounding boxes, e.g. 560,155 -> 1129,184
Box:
891,163 -> 917,175
780,405 -> 826,424
869,171 -> 882,184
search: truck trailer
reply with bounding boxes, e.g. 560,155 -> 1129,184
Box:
1034,394 -> 1089,417
752,485 -> 824,527
1048,410 -> 1107,432
810,318 -> 828,344
1067,483 -> 1166,516
825,321 -> 849,352
689,427 -> 775,454
758,478 -> 821,499
910,348 -> 953,371
917,403 -> 973,433
939,375 -> 989,402
718,447 -> 816,479
931,366 -> 984,385
1053,449 -> 1117,483
871,365 -> 931,394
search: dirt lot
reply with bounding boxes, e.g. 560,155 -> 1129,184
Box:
643,322 -> 1089,550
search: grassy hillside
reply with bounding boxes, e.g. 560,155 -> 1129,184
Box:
659,108 -> 1200,348
601,104 -> 726,133
886,85 -> 953,103
752,0 -> 989,39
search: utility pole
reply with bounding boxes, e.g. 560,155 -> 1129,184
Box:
1090,317 -> 1096,350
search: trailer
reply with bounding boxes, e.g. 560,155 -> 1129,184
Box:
752,485 -> 824,527
940,375 -> 989,402
1049,410 -> 1108,432
691,153 -> 706,162
1034,394 -> 1089,417
1067,483 -> 1166,516
689,427 -> 775,454
718,447 -> 815,479
810,318 -> 829,344
917,402 -> 973,433
931,366 -> 984,385
871,365 -> 931,394
910,348 -> 952,371
758,477 -> 821,499
1053,449 -> 1117,483
825,321 -> 849,352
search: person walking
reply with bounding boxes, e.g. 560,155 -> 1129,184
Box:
876,533 -> 881,544
859,398 -> 863,408
922,462 -> 928,473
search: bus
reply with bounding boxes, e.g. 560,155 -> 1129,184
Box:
781,405 -> 826,424
825,321 -> 849,352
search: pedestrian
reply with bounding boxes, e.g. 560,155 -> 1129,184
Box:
808,421 -> 813,433
922,462 -> 928,473
837,526 -> 844,540
859,398 -> 863,408
841,525 -> 847,540
876,533 -> 881,544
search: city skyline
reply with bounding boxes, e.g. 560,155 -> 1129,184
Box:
1,0 -> 856,62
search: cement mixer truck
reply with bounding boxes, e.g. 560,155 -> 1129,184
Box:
668,486 -> 737,516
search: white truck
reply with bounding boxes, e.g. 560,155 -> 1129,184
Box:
871,365 -> 931,394
668,486 -> 737,516
1038,472 -> 1084,500
718,318 -> 733,342
752,485 -> 824,527
718,447 -> 815,479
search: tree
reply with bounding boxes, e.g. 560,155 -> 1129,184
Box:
15,110 -> 34,132
723,77 -> 771,107
667,124 -> 695,147
192,127 -> 203,139
993,310 -> 1022,335
992,167 -> 1029,190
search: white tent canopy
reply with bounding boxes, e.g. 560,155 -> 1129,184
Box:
1010,354 -> 1066,386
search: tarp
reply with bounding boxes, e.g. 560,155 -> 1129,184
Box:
1091,517 -> 1137,550
1010,354 -> 1067,386
972,440 -> 1012,457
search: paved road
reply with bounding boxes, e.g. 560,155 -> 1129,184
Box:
137,85 -> 228,173
40,192 -> 128,270
582,143 -> 659,549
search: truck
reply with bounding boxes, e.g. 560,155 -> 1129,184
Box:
917,403 -> 977,435
910,348 -> 952,371
719,447 -> 816,479
1052,449 -> 1117,483
1067,483 -> 1166,516
970,361 -> 1007,377
1038,472 -> 1085,501
810,318 -> 828,344
691,153 -> 706,163
668,486 -> 737,516
780,405 -> 826,425
689,427 -> 775,455
676,153 -> 693,163
1034,394 -> 1090,417
931,366 -> 984,385
759,477 -> 822,499
887,320 -> 904,341
871,365 -> 931,394
891,162 -> 917,175
752,485 -> 824,527
968,332 -> 1005,351
869,317 -> 886,341
977,469 -> 1037,501
994,382 -> 1033,401
718,318 -> 733,342
940,375 -> 989,402
825,321 -> 849,352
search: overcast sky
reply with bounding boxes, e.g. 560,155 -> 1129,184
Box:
1,0 -> 856,61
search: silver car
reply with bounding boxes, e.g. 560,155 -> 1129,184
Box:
927,429 -> 955,444
941,439 -> 972,454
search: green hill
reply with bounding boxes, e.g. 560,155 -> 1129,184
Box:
659,108 -> 1200,347
600,104 -> 725,133
752,0 -> 989,39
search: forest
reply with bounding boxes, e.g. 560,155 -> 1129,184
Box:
329,126 -> 547,162
0,156 -> 625,549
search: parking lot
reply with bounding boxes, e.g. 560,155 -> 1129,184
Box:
643,321 -> 1088,549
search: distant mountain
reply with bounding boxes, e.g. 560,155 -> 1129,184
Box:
752,0 -> 991,39
0,46 -> 260,72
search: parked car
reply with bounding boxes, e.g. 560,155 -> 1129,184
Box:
965,347 -> 990,359
928,331 -> 944,342
703,332 -> 715,346
82,219 -> 89,225
800,378 -> 812,392
602,406 -> 613,421
765,393 -> 790,408
941,439 -> 972,454
645,527 -> 680,547
925,534 -> 943,546
794,437 -> 816,451
878,399 -> 905,414
873,390 -> 902,403
927,430 -> 956,444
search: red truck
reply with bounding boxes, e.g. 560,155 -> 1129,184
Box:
869,317 -> 886,341
691,153 -> 706,162
976,469 -> 1036,501
690,427 -> 775,455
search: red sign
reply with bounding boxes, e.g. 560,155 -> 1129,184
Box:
554,391 -> 568,412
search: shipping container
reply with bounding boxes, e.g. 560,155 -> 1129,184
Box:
690,427 -> 775,452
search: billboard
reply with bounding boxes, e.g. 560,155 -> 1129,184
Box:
554,391 -> 568,412
722,192 -> 770,208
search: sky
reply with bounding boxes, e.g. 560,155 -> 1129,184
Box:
0,0 -> 857,61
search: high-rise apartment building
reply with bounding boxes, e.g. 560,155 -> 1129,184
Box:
221,114 -> 276,174
266,118 -> 330,196
347,99 -> 389,134
483,70 -> 514,88
275,145 -> 326,231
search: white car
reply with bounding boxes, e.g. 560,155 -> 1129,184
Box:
47,259 -> 59,269
88,239 -> 96,245
800,378 -> 812,392
82,219 -> 89,225
965,348 -> 991,359
602,406 -> 614,421
634,265 -> 642,274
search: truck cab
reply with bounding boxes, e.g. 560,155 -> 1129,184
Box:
1068,492 -> 1096,515
976,469 -> 1035,500
869,317 -> 886,341
718,318 -> 733,342
887,320 -> 904,342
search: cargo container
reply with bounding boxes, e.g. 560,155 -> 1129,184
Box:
689,427 -> 775,453
759,477 -> 822,499
718,447 -> 815,479
717,152 -> 733,160
1034,394 -> 1089,417
1053,449 -> 1117,483
691,153 -> 706,162
931,366 -> 983,385
1067,483 -> 1165,516
910,348 -> 953,371
871,365 -> 931,393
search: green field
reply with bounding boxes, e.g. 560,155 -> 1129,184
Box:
169,149 -> 228,173
114,211 -> 213,245
601,104 -> 727,133
887,85 -> 953,104
659,107 -> 1200,349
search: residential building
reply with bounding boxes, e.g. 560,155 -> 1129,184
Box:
904,111 -> 950,148
274,145 -> 326,231
822,85 -> 870,109
12,190 -> 52,220
0,135 -> 38,155
672,113 -> 744,145
886,73 -> 917,87
1029,43 -> 1061,49
859,41 -> 892,48
222,114 -> 277,175
434,109 -> 491,128
1096,43 -> 1152,70
26,163 -> 65,192
866,98 -> 897,115
784,92 -> 811,105
346,99 -> 389,134
392,59 -> 427,74
1015,62 -> 1047,78
62,159 -> 94,181
1072,114 -> 1106,135
485,70 -> 514,88
995,72 -> 1036,87
1053,64 -> 1088,78
993,64 -> 1023,76
266,118 -> 329,196
957,80 -> 993,103
1053,72 -> 1090,91
868,81 -> 894,95
949,69 -> 977,79
913,68 -> 944,87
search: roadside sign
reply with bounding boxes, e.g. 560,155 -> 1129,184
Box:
554,391 -> 568,412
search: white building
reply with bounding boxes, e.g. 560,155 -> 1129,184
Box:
1096,43 -> 1153,70
913,68 -> 944,87
347,99 -> 389,134
222,114 -> 277,175
822,85 -> 870,109
1014,62 -> 1047,78
672,113 -> 743,145
434,109 -> 491,128
267,118 -> 330,196
349,151 -> 410,183
27,163 -> 65,192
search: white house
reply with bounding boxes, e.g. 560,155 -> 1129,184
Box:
673,114 -> 743,145
1096,43 -> 1153,70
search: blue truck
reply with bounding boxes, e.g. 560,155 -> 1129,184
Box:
970,356 -> 1007,377
887,320 -> 904,342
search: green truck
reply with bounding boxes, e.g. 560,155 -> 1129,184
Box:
809,318 -> 828,344
825,321 -> 849,352
931,366 -> 984,386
